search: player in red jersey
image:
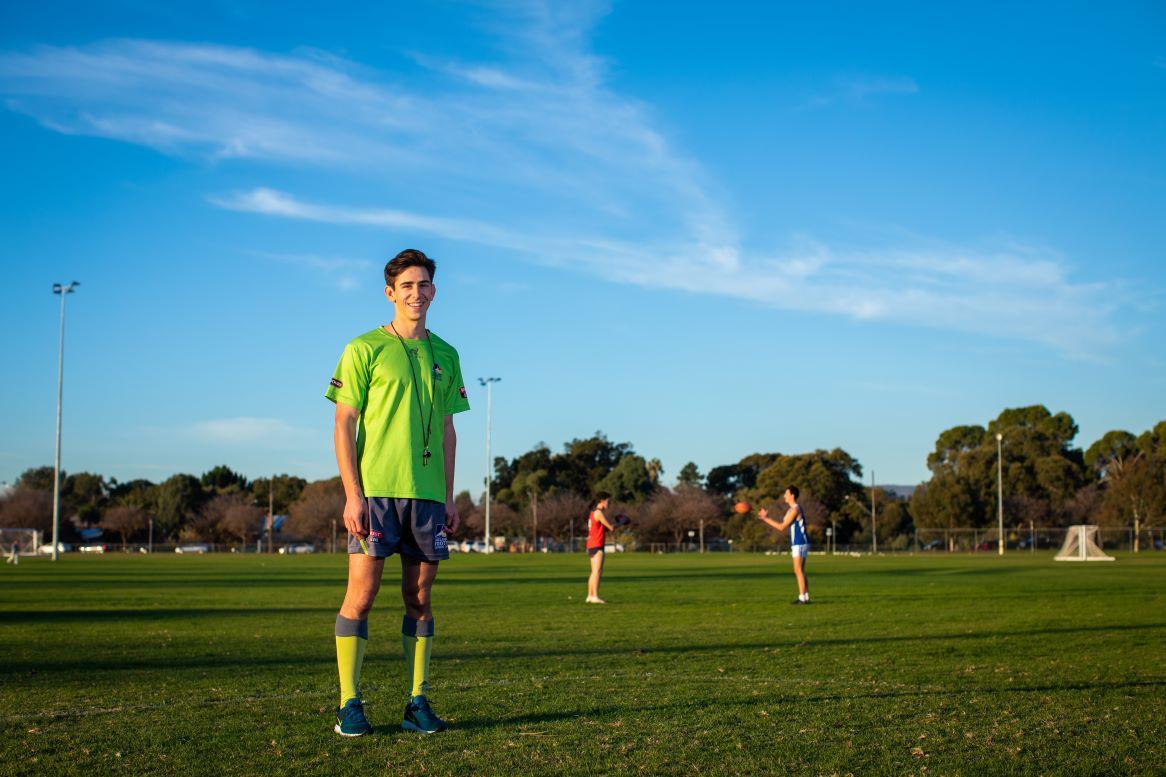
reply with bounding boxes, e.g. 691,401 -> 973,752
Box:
585,491 -> 614,604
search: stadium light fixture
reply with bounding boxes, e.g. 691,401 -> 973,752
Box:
50,281 -> 80,562
477,377 -> 501,553
996,432 -> 1005,556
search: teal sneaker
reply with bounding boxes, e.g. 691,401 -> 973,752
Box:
402,695 -> 448,733
335,698 -> 373,737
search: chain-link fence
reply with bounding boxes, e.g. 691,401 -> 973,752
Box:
912,526 -> 1163,553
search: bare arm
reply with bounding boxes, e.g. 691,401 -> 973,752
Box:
756,506 -> 797,531
334,401 -> 367,538
443,414 -> 460,534
595,509 -> 615,530
776,506 -> 799,531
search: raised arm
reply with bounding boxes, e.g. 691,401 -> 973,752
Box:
756,506 -> 799,531
755,508 -> 783,531
334,401 -> 367,538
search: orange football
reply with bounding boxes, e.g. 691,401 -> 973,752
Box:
733,501 -> 751,515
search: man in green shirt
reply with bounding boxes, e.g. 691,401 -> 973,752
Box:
325,248 -> 470,736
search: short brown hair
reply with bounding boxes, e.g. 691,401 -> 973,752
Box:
384,248 -> 436,286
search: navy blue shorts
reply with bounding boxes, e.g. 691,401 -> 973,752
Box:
348,498 -> 449,562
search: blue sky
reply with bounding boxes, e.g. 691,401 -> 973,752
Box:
1,1 -> 1163,495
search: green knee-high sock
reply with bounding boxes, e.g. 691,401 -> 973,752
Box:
402,616 -> 434,698
335,615 -> 368,706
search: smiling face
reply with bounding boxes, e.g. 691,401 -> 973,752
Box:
385,265 -> 435,323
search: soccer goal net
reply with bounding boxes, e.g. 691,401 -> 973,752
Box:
1054,525 -> 1114,562
0,528 -> 41,555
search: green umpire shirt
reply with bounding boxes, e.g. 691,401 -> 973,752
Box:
325,326 -> 470,502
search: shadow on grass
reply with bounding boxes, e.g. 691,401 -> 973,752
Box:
4,621 -> 1162,675
448,677 -> 1166,732
0,607 -> 339,625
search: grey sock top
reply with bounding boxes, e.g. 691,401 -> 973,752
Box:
401,616 -> 434,637
335,614 -> 368,639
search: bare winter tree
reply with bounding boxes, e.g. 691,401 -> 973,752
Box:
220,503 -> 265,547
486,501 -> 522,540
454,490 -> 483,539
0,488 -> 53,534
535,491 -> 590,544
640,485 -> 722,547
101,505 -> 147,544
195,493 -> 252,543
286,478 -> 345,544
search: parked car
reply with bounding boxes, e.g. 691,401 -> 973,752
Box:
921,540 -> 944,551
37,542 -> 73,555
975,541 -> 993,552
279,543 -> 316,554
175,544 -> 210,554
78,544 -> 108,554
603,542 -> 625,553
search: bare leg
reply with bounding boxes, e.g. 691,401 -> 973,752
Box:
401,556 -> 439,620
340,553 -> 386,619
588,551 -> 606,601
792,555 -> 808,597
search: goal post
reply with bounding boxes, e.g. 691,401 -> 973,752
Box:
0,528 -> 41,556
1055,525 -> 1115,562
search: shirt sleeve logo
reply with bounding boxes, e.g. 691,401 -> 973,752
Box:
458,386 -> 468,399
330,378 -> 343,389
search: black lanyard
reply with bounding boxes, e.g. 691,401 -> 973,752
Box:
390,322 -> 437,466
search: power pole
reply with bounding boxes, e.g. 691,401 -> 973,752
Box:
267,475 -> 274,553
531,487 -> 538,553
870,470 -> 877,554
50,281 -> 80,562
997,433 -> 1005,556
478,377 -> 500,552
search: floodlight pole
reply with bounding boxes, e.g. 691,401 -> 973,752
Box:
478,377 -> 500,553
50,281 -> 80,562
870,470 -> 877,555
996,433 -> 1005,556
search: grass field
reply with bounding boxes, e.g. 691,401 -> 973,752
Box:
1,552 -> 1164,776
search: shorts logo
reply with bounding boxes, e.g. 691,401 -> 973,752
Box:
370,530 -> 383,541
330,378 -> 343,389
434,532 -> 447,551
458,386 -> 468,399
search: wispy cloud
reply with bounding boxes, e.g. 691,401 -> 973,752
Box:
802,74 -> 919,109
247,249 -> 375,291
188,417 -> 308,445
0,4 -> 1125,355
218,188 -> 1118,353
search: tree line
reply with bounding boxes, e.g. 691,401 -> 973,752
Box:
2,406 -> 1163,550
